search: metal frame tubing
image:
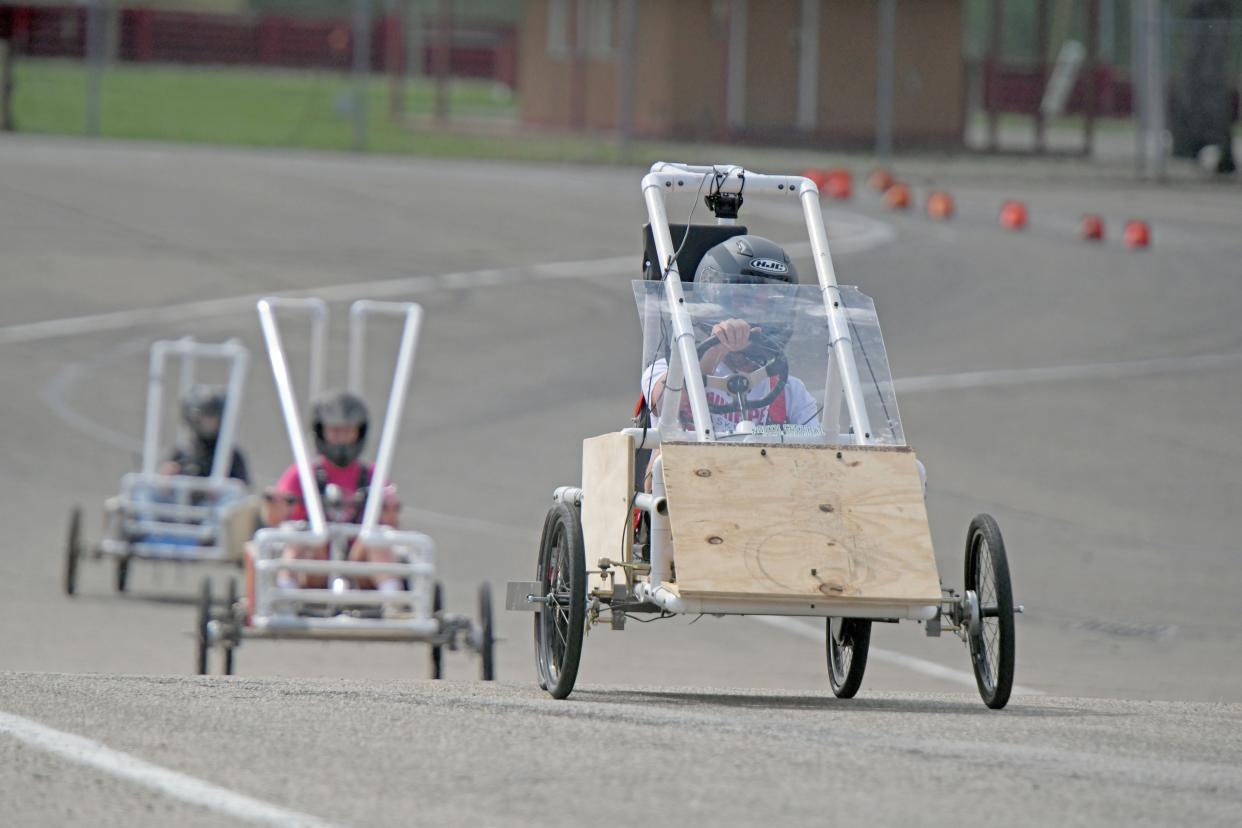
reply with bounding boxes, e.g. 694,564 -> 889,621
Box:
347,301 -> 425,541
640,174 -> 714,441
797,182 -> 873,443
629,585 -> 939,620
647,454 -> 672,587
140,338 -> 248,480
552,486 -> 583,507
100,540 -> 229,560
632,493 -> 667,516
257,297 -> 328,407
120,473 -> 249,520
619,427 -> 660,451
250,525 -> 435,621
257,299 -> 329,537
641,163 -> 874,445
103,474 -> 249,561
348,299 -> 420,395
243,616 -> 441,641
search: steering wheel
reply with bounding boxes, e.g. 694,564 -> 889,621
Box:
696,328 -> 789,416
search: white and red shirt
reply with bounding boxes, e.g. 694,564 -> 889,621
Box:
640,358 -> 819,433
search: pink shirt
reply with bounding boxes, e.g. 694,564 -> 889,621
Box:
274,459 -> 369,523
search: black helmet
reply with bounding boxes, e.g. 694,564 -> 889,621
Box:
693,235 -> 798,287
180,385 -> 227,442
694,235 -> 798,348
311,390 -> 368,468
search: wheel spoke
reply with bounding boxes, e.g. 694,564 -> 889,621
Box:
972,535 -> 1003,694
535,504 -> 586,698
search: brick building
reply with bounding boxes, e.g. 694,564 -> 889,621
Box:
520,0 -> 965,149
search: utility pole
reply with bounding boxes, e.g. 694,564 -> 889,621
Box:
385,0 -> 405,119
434,0 -> 452,124
0,6 -> 14,132
725,0 -> 748,134
85,0 -> 107,137
987,0 -> 1006,151
352,0 -> 372,151
796,0 -> 820,132
616,0 -> 638,154
1034,0 -> 1049,152
875,0 -> 896,157
1132,0 -> 1166,179
1084,0 -> 1099,157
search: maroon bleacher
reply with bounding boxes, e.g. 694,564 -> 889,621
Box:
2,3 -> 517,88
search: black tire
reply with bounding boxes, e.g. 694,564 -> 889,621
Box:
223,578 -> 238,676
429,582 -> 444,680
195,578 -> 212,676
478,582 -> 495,682
114,556 -> 130,594
534,501 -> 586,699
826,617 -> 872,698
64,506 -> 82,597
964,514 -> 1015,710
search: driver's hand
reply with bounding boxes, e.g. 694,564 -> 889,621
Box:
712,319 -> 760,352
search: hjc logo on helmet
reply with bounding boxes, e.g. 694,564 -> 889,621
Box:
750,258 -> 788,275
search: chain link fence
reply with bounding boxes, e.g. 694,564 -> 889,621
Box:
0,1 -> 519,151
963,0 -> 1239,169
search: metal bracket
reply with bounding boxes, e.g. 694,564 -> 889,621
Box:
957,590 -> 981,644
505,581 -> 544,612
611,584 -> 628,630
553,486 -> 583,507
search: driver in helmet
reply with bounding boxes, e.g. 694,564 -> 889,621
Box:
642,235 -> 819,435
159,385 -> 250,484
263,390 -> 403,592
134,385 -> 253,557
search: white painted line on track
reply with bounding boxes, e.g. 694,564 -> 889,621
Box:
0,211 -> 893,346
893,351 -> 1242,394
0,710 -> 338,828
752,614 -> 1044,696
0,255 -> 630,345
40,338 -> 149,454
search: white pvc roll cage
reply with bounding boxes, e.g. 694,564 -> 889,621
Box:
642,162 -> 874,445
140,337 -> 249,482
255,297 -> 425,543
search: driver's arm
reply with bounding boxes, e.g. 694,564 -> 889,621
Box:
648,319 -> 756,414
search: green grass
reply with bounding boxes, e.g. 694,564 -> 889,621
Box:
29,57 -> 1221,170
14,58 -> 517,151
11,57 -> 772,166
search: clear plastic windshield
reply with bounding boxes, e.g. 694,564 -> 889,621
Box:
633,280 -> 905,446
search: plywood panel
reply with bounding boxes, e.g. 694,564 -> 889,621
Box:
581,432 -> 635,567
660,442 -> 940,604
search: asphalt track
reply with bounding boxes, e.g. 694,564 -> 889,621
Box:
1,135 -> 1241,825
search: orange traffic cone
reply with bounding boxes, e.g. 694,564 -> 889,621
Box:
1123,220 -> 1151,249
1081,215 -> 1105,241
926,191 -> 955,219
825,169 -> 853,200
999,200 -> 1028,230
884,183 -> 911,210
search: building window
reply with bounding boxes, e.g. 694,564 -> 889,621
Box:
547,0 -> 570,59
583,0 -> 615,59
